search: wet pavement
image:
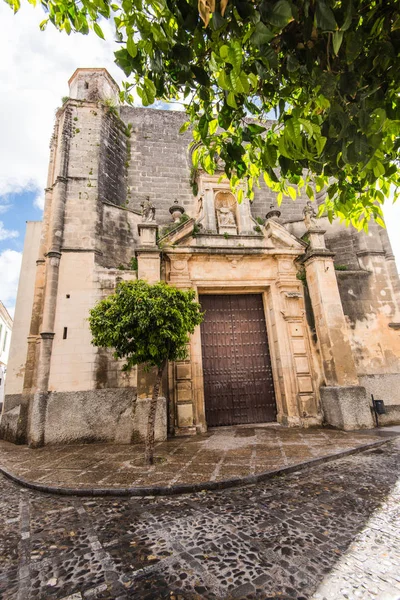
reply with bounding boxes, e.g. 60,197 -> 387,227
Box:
0,426 -> 389,491
1,438 -> 400,599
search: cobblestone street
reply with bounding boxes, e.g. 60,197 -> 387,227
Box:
1,439 -> 400,600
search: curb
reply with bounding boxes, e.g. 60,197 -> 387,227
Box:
0,438 -> 394,497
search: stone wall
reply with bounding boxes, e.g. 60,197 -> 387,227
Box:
336,261 -> 400,378
98,202 -> 139,269
43,389 -> 166,444
120,107 -> 195,224
119,107 -> 311,227
98,109 -> 128,207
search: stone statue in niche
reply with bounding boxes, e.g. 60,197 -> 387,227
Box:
215,190 -> 238,235
303,201 -> 318,230
217,206 -> 236,226
141,196 -> 156,222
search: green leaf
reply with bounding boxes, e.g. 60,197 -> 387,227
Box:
250,22 -> 274,46
114,49 -> 134,76
6,0 -> 20,12
341,1 -> 353,31
218,70 -> 231,90
127,36 -> 137,58
392,15 -> 400,31
220,45 -> 229,60
209,119 -> 218,134
263,144 -> 277,168
287,186 -> 296,200
315,1 -> 337,31
306,184 -> 314,200
332,30 -> 343,55
230,69 -> 244,93
138,78 -> 156,106
268,0 -> 292,28
227,42 -> 242,72
179,121 -> 190,134
315,135 -> 327,155
93,22 -> 105,39
287,53 -> 299,72
227,92 -> 238,108
346,31 -> 362,63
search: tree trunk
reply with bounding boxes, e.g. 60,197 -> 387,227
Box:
145,360 -> 166,465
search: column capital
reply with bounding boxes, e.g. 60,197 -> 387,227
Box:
45,251 -> 62,259
302,248 -> 335,264
40,331 -> 55,340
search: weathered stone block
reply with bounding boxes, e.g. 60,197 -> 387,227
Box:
131,397 -> 167,443
298,376 -> 313,393
177,402 -> 193,428
44,388 -> 138,444
320,385 -> 374,430
295,356 -> 309,374
0,403 -> 28,444
176,363 -> 192,380
177,381 -> 192,402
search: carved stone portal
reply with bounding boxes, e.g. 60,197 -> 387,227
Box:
215,191 -> 238,235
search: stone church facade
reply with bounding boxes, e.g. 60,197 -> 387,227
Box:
1,68 -> 400,447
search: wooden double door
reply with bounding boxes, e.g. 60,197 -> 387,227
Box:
200,294 -> 277,427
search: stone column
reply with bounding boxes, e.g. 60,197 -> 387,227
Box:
136,223 -> 160,284
135,221 -> 164,415
202,185 -> 217,232
379,227 -> 400,313
28,106 -> 72,447
303,225 -> 373,429
167,253 -> 197,436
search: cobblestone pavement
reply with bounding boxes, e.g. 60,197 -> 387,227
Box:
1,439 -> 400,599
0,426 -> 385,490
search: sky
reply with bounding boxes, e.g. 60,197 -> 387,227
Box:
0,2 -> 399,318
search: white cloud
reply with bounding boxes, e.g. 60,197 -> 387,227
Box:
0,249 -> 23,316
0,4 -> 122,197
33,192 -> 45,211
0,222 -> 18,241
0,202 -> 11,214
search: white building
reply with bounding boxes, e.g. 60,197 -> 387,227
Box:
0,301 -> 13,410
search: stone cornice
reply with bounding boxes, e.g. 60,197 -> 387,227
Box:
61,248 -> 103,255
356,250 -> 386,257
164,247 -> 303,256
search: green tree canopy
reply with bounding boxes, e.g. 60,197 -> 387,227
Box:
6,0 -> 400,229
89,279 -> 203,370
89,280 -> 203,463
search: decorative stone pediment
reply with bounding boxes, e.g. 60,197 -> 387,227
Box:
158,217 -> 195,247
263,219 -> 306,252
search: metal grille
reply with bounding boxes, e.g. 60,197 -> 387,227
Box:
200,294 -> 277,427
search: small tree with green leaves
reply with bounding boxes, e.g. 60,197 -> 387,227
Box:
88,279 -> 203,464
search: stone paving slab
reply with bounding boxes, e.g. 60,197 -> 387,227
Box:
0,425 -> 395,495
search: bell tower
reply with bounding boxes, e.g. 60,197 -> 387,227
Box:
68,68 -> 119,103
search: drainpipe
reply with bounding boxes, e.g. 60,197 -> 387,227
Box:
28,107 -> 71,448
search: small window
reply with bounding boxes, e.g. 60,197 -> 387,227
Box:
63,327 -> 68,340
84,81 -> 89,89
3,330 -> 7,352
66,294 -> 70,299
